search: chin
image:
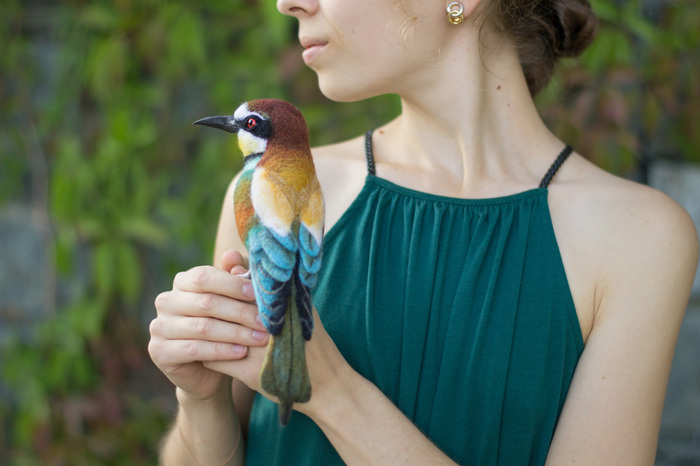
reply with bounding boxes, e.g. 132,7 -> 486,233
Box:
315,72 -> 385,103
317,81 -> 368,103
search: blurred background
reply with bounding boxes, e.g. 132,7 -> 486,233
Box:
1,0 -> 698,464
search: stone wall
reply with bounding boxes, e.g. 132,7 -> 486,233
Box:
0,205 -> 54,340
650,161 -> 700,465
650,161 -> 700,297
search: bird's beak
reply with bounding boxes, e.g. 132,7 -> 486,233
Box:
192,116 -> 239,133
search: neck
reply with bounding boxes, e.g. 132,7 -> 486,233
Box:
376,30 -> 563,197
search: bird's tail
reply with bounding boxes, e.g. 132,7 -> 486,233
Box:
259,265 -> 312,426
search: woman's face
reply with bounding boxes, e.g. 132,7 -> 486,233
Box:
277,0 -> 448,102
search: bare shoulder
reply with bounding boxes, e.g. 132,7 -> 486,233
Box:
549,153 -> 699,333
591,165 -> 698,313
565,156 -> 697,265
311,135 -> 368,232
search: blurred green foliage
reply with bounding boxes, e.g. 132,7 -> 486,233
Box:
0,0 -> 697,463
538,0 -> 700,176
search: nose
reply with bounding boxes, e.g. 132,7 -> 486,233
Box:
277,0 -> 318,17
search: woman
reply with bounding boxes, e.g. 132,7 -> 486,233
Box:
148,0 -> 699,464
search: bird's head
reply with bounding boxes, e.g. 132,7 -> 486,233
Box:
193,99 -> 309,158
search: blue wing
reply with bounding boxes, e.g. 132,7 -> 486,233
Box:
248,223 -> 321,340
296,223 -> 322,339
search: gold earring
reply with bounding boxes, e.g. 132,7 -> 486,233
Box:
447,2 -> 464,25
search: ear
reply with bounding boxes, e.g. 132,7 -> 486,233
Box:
462,0 -> 482,19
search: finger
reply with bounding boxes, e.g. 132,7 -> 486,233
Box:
157,315 -> 269,347
203,346 -> 267,386
173,265 -> 255,302
222,251 -> 253,297
158,289 -> 265,331
202,360 -> 260,387
180,339 -> 249,362
150,337 -> 249,367
221,249 -> 249,273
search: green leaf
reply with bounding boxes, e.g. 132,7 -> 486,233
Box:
94,241 -> 117,298
621,3 -> 658,43
86,34 -> 128,101
117,241 -> 142,302
68,299 -> 106,341
260,1 -> 294,47
165,8 -> 206,76
121,217 -> 168,245
54,230 -> 76,275
79,4 -> 118,32
590,0 -> 620,22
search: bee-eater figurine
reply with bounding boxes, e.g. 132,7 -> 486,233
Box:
194,99 -> 324,426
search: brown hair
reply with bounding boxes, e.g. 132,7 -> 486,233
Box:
480,0 -> 598,95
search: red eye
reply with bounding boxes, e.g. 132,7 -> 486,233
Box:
246,117 -> 258,129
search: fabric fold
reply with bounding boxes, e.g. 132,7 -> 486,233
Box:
246,175 -> 583,466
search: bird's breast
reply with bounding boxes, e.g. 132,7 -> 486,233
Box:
258,148 -> 318,208
249,149 -> 323,241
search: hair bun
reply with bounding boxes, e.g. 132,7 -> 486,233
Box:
554,0 -> 598,58
484,0 -> 599,95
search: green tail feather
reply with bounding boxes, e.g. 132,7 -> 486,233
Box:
259,284 -> 312,426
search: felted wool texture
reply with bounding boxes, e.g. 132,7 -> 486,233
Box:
249,99 -> 310,153
230,99 -> 324,425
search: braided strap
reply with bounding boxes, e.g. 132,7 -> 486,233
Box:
539,145 -> 573,189
365,130 -> 376,176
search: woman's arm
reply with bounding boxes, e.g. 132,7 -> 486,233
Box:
152,254 -> 262,465
296,340 -> 458,465
546,188 -> 699,464
151,178 -> 264,465
161,382 -> 243,466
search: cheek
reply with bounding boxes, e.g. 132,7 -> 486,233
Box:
238,132 -> 267,156
310,6 -> 444,102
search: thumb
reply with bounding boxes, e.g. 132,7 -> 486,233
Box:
221,249 -> 249,274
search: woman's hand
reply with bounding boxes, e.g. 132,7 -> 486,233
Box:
204,303 -> 354,412
200,267 -> 355,418
148,249 -> 270,401
152,249 -> 453,464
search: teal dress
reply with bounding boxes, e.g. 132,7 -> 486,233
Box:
246,133 -> 584,465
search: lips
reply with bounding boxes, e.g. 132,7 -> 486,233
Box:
300,37 -> 328,65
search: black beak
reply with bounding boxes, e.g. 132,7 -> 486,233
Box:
193,115 -> 239,133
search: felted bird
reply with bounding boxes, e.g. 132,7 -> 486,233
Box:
194,99 -> 324,426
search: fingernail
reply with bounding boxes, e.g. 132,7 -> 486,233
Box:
252,330 -> 268,342
256,314 -> 264,326
232,344 -> 247,355
242,283 -> 255,299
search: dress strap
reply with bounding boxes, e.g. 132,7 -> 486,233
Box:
365,130 -> 377,176
539,145 -> 573,189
